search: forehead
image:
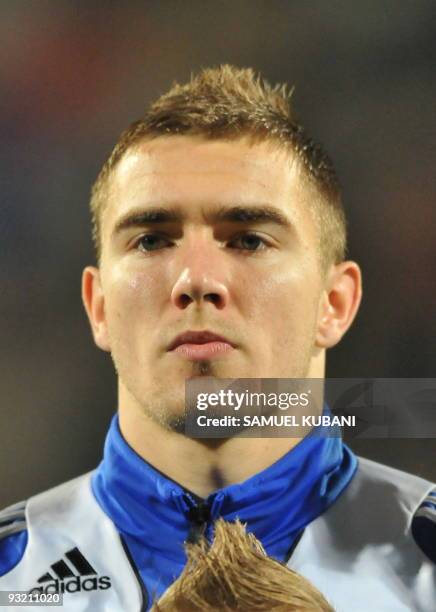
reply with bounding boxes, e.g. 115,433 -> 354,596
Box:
103,136 -> 313,235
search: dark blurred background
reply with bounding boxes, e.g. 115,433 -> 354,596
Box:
1,1 -> 435,508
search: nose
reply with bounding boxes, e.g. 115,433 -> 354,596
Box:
170,242 -> 230,311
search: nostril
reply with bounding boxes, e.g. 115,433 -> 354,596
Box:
204,293 -> 224,308
177,294 -> 193,309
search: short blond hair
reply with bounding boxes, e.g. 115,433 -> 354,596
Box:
151,518 -> 334,611
90,65 -> 346,268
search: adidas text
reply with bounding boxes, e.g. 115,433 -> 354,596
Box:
29,576 -> 111,595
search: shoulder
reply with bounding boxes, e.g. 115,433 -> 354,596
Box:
335,456 -> 436,562
352,456 -> 433,510
27,472 -> 94,519
0,500 -> 27,541
0,500 -> 28,576
291,458 -> 436,610
411,483 -> 436,564
0,472 -> 95,577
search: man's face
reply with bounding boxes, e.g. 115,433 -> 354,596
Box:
96,136 -> 326,425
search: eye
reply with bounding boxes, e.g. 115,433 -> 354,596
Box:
228,233 -> 268,251
135,234 -> 173,252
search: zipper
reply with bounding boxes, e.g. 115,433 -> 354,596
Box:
186,499 -> 211,544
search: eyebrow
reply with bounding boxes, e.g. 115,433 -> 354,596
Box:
112,204 -> 293,237
112,207 -> 183,236
212,205 -> 292,229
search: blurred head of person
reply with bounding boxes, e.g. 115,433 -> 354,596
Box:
151,518 -> 334,612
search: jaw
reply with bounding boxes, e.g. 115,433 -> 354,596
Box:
307,348 -> 325,378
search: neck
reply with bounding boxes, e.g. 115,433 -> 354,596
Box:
118,404 -> 302,498
118,354 -> 325,498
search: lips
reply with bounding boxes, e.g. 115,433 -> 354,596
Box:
168,330 -> 235,361
168,331 -> 233,350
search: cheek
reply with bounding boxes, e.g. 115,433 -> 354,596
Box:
103,263 -> 165,336
241,264 -> 320,342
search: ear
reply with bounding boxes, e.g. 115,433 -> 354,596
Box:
315,261 -> 362,349
81,266 -> 111,352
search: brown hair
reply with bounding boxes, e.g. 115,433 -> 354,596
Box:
90,65 -> 346,268
151,518 -> 334,611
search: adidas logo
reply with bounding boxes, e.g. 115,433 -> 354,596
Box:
28,547 -> 111,595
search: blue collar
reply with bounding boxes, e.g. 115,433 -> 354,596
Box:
92,413 -> 357,603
